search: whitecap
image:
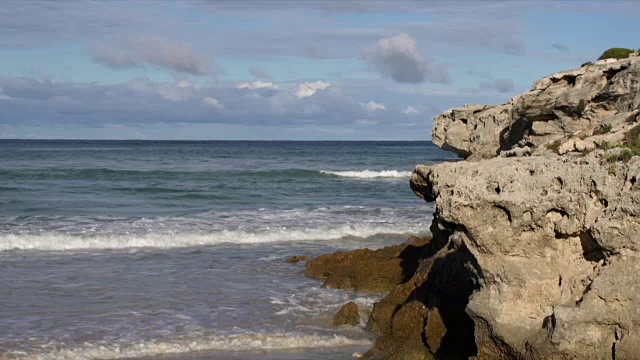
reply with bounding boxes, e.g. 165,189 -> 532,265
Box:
320,170 -> 412,179
17,332 -> 372,360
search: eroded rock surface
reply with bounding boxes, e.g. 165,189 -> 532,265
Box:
408,154 -> 640,359
364,54 -> 640,359
305,54 -> 640,359
433,54 -> 640,160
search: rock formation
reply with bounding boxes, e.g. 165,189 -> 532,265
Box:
407,154 -> 640,359
432,54 -> 640,161
304,236 -> 431,293
309,53 -> 640,360
300,53 -> 640,359
365,53 -> 640,359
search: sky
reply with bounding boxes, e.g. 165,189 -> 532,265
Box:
0,0 -> 638,140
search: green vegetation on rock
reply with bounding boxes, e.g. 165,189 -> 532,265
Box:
598,47 -> 634,60
605,126 -> 640,162
581,61 -> 594,67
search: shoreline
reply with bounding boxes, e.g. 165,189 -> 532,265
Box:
127,345 -> 371,360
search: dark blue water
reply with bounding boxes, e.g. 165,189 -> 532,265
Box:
0,140 -> 455,359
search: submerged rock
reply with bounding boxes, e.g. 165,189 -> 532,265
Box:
286,255 -> 309,263
334,301 -> 360,326
304,236 -> 431,292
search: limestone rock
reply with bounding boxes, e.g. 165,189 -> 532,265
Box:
432,54 -> 640,160
333,301 -> 360,326
556,138 -> 596,155
408,154 -> 640,359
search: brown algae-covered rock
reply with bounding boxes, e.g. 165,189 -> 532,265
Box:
304,236 -> 431,292
333,301 -> 360,326
286,255 -> 309,263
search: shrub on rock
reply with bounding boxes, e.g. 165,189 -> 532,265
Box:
598,47 -> 634,60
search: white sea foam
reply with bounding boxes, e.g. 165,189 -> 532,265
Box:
0,223 -> 428,252
320,170 -> 412,179
19,333 -> 372,360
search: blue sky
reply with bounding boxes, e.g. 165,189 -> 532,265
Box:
0,0 -> 638,140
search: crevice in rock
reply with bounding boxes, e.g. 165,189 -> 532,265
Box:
402,222 -> 483,358
550,74 -> 577,86
495,204 -> 512,223
612,341 -> 616,360
580,231 -> 607,262
542,312 -> 557,334
604,66 -> 628,82
499,116 -> 533,153
425,244 -> 481,359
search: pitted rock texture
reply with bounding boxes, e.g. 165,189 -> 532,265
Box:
432,54 -> 640,160
405,154 -> 640,359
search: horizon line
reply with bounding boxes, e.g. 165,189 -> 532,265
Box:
0,138 -> 433,142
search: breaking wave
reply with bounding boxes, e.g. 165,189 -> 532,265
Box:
14,332 -> 371,359
0,223 -> 428,252
319,170 -> 412,179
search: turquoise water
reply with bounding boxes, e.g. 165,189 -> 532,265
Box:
0,140 -> 455,359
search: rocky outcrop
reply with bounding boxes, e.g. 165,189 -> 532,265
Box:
433,54 -> 640,160
304,236 -> 431,292
408,154 -> 640,359
300,55 -> 640,359
363,54 -> 640,360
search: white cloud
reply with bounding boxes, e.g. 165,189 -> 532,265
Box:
295,81 -> 331,98
235,81 -> 279,90
176,80 -> 201,89
365,32 -> 450,84
363,101 -> 386,111
0,86 -> 12,101
404,105 -> 419,114
203,96 -> 224,109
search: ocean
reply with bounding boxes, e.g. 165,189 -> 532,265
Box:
0,140 -> 456,359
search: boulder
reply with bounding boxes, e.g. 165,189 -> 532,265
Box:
333,301 -> 360,326
304,236 -> 431,292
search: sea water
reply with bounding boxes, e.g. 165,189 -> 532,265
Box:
0,140 -> 455,359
